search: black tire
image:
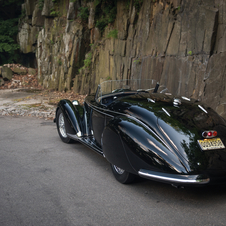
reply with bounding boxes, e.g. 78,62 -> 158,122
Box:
56,108 -> 73,143
110,164 -> 135,184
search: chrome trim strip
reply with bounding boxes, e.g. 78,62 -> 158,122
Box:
182,96 -> 190,101
198,105 -> 208,114
138,169 -> 210,185
173,98 -> 181,106
162,107 -> 171,117
147,98 -> 155,103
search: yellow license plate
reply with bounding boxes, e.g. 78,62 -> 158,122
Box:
198,138 -> 225,151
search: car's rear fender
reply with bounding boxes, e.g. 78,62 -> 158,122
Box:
57,99 -> 82,137
104,116 -> 189,175
102,118 -> 137,175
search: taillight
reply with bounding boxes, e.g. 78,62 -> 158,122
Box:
202,130 -> 217,138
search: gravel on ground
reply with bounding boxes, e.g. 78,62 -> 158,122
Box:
0,65 -> 86,120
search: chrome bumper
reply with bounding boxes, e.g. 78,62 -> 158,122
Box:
138,169 -> 210,185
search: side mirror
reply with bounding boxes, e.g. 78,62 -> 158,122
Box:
72,100 -> 79,106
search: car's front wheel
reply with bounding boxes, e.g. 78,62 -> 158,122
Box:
56,108 -> 72,143
110,164 -> 135,184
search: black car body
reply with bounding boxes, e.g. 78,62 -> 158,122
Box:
55,79 -> 226,187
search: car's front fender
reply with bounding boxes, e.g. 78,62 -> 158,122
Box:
57,99 -> 82,137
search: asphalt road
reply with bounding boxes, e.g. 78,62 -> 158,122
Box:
1,116 -> 226,226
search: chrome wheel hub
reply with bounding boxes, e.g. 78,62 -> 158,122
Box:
113,165 -> 125,175
59,113 -> 67,138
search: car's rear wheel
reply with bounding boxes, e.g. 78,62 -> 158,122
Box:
56,108 -> 72,143
110,164 -> 135,184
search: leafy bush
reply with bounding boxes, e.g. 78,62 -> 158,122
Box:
0,0 -> 24,65
0,18 -> 20,65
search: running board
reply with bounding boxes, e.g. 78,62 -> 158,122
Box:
67,133 -> 103,156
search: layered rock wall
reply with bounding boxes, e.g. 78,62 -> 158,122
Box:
18,0 -> 226,118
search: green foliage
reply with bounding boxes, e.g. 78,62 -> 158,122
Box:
0,18 -> 20,64
107,29 -> 118,39
134,0 -> 143,12
58,59 -> 62,66
78,7 -> 89,21
188,51 -> 192,56
78,43 -> 99,74
0,0 -> 24,65
50,0 -> 62,17
95,0 -> 117,32
133,58 -> 142,64
78,52 -> 92,75
0,40 -> 19,52
103,3 -> 117,24
38,0 -> 44,10
96,18 -> 107,31
94,0 -> 101,7
0,0 -> 23,10
126,0 -> 130,11
84,53 -> 92,68
20,9 -> 26,18
0,19 -> 19,38
70,0 -> 77,2
50,8 -> 59,17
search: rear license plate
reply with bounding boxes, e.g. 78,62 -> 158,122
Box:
198,138 -> 225,151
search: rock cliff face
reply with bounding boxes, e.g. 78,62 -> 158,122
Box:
18,0 -> 226,118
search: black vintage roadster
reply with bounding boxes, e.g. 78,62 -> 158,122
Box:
55,79 -> 226,187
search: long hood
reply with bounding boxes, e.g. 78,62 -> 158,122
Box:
109,93 -> 226,173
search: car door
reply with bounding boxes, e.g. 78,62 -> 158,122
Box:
92,108 -> 105,147
86,85 -> 107,147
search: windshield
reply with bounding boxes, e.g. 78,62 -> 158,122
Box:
96,79 -> 169,100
